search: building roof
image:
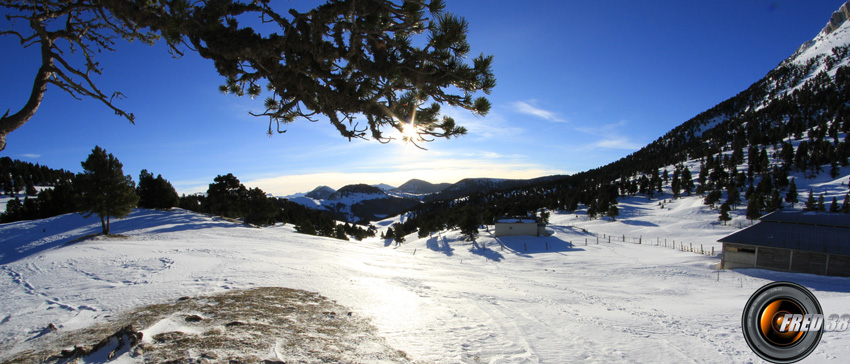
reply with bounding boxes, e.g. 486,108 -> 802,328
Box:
494,216 -> 538,224
718,210 -> 850,255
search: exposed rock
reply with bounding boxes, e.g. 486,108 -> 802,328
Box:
822,1 -> 850,35
55,325 -> 142,361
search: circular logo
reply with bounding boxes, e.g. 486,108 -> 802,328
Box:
742,281 -> 823,363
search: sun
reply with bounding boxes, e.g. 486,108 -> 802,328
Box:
401,121 -> 420,141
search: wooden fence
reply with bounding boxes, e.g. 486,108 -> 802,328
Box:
563,224 -> 717,257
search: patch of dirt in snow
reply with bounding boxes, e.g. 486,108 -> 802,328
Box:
3,287 -> 414,364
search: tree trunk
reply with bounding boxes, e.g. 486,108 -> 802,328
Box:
0,31 -> 54,151
100,215 -> 107,235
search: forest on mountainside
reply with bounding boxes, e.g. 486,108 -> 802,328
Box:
397,48 -> 850,240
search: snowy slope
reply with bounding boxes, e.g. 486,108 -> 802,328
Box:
789,8 -> 850,67
2,207 -> 850,363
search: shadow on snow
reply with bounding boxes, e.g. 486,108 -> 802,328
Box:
426,235 -> 454,256
0,208 -> 239,265
620,219 -> 659,227
733,268 -> 850,294
490,235 -> 585,259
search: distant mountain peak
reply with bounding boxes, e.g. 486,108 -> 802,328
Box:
330,184 -> 386,200
305,185 -> 336,200
394,179 -> 451,195
372,183 -> 396,192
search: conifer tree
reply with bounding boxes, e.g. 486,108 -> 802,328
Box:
334,225 -> 348,241
804,189 -> 816,211
842,193 -> 850,213
296,220 -> 317,235
682,166 -> 694,196
1,197 -> 23,223
607,204 -> 619,222
25,181 -> 37,196
829,197 -> 840,213
768,189 -> 783,212
418,226 -> 431,239
137,169 -> 179,209
817,193 -> 826,212
459,212 -> 479,242
393,223 -> 406,245
697,162 -> 707,195
746,194 -> 763,222
745,181 -> 755,201
704,189 -> 722,209
538,209 -> 550,225
75,146 -> 139,235
587,202 -> 598,220
244,187 -> 277,226
726,184 -> 741,209
785,179 -> 799,207
719,202 -> 732,225
205,173 -> 247,218
1,0 -> 495,151
671,169 -> 681,199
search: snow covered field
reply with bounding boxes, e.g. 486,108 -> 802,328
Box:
2,199 -> 850,362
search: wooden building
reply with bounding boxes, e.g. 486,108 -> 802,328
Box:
718,210 -> 850,277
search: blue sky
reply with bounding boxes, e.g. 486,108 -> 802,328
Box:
0,1 -> 845,196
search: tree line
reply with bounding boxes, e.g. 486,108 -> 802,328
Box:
1,148 -> 375,241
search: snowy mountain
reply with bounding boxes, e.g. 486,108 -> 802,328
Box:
305,185 -> 336,200
371,183 -> 396,192
285,176 -> 565,223
285,183 -> 419,223
395,2 -> 850,240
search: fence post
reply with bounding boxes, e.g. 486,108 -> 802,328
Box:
639,235 -> 642,244
524,243 -> 527,251
608,236 -> 611,243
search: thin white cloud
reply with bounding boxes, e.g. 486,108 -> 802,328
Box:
441,106 -> 526,140
593,138 -> 644,150
511,101 -> 566,122
574,119 -> 644,151
19,153 -> 41,158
